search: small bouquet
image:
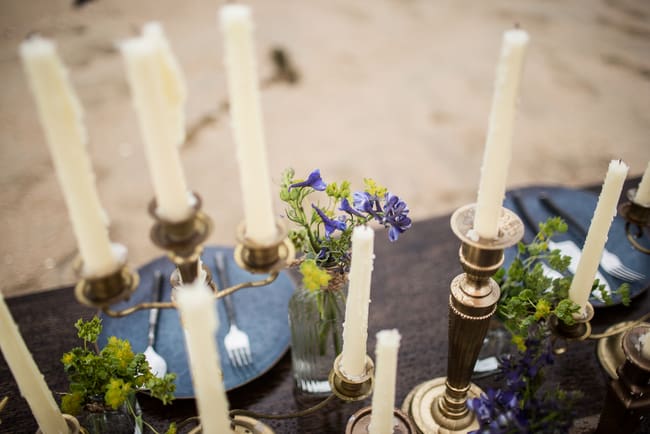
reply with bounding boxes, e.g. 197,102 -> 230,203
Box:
280,168 -> 412,287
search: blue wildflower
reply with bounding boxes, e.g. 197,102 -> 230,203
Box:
339,197 -> 365,218
312,205 -> 346,239
381,193 -> 412,242
289,169 -> 327,191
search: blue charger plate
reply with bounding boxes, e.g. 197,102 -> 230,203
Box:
98,245 -> 295,398
503,186 -> 649,307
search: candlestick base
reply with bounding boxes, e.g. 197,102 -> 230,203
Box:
75,265 -> 139,309
35,414 -> 82,434
234,220 -> 295,274
328,354 -> 374,402
345,406 -> 416,434
618,188 -> 650,255
401,377 -> 482,433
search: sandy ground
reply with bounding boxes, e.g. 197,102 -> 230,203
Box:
0,0 -> 648,297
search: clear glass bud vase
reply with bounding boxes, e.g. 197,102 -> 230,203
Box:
288,269 -> 347,395
79,395 -> 142,434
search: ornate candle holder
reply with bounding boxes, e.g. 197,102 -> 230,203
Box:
595,325 -> 650,434
345,406 -> 415,434
187,415 -> 275,434
74,259 -> 139,310
328,354 -> 375,402
234,220 -> 295,275
149,193 -> 213,284
618,188 -> 650,254
402,204 -> 524,433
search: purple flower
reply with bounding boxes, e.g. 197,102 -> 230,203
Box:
381,193 -> 412,242
312,204 -> 346,239
339,197 -> 365,218
289,169 -> 327,191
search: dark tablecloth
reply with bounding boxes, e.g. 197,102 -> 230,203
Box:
1,179 -> 649,433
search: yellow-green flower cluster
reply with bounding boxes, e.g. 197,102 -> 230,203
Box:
300,259 -> 331,291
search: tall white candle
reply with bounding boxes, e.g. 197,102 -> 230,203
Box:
175,281 -> 232,433
20,37 -> 117,277
474,29 -> 530,239
121,26 -> 192,223
569,160 -> 629,312
0,291 -> 68,433
341,226 -> 375,377
634,162 -> 650,206
220,5 -> 278,244
369,329 -> 401,434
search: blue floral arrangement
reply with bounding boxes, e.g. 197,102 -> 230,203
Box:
280,168 -> 412,287
467,337 -> 580,434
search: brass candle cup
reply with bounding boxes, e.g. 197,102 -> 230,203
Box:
550,302 -> 594,342
35,414 -> 82,434
403,204 -> 524,434
74,262 -> 139,309
149,192 -> 213,283
618,188 -> 650,254
234,220 -> 295,274
328,354 -> 375,402
345,406 -> 416,434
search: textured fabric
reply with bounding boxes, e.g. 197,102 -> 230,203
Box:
1,180 -> 648,433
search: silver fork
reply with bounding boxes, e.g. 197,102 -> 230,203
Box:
539,194 -> 646,282
214,251 -> 252,367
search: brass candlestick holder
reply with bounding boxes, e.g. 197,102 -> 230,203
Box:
618,188 -> 650,254
402,204 -> 524,433
188,415 -> 276,434
149,192 -> 213,284
346,406 -> 416,434
234,220 -> 295,275
328,354 -> 375,402
74,258 -> 139,310
595,325 -> 650,434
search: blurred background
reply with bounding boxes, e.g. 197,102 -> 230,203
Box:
0,0 -> 648,296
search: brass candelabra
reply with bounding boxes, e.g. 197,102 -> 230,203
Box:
618,188 -> 650,254
402,204 -> 524,433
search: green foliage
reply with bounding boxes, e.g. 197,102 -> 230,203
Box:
498,217 -> 630,341
61,317 -> 176,417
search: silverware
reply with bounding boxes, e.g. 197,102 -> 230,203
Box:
143,271 -> 167,378
512,193 -> 612,298
539,193 -> 646,282
214,251 -> 252,367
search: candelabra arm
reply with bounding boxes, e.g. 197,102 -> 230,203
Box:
214,272 -> 279,299
101,301 -> 176,318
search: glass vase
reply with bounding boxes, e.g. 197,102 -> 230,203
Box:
78,395 -> 143,434
288,270 -> 347,396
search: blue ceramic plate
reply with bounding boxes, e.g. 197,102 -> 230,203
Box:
503,186 -> 649,307
98,245 -> 295,398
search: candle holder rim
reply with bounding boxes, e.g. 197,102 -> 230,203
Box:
328,353 -> 374,402
622,325 -> 650,372
75,266 -> 139,309
451,204 -> 524,250
345,406 -> 416,434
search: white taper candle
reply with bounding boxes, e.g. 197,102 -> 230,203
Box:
634,162 -> 650,206
175,281 -> 232,433
569,160 -> 629,312
369,329 -> 401,434
0,291 -> 68,433
474,29 -> 530,239
20,36 -> 117,277
341,226 -> 375,378
121,25 -> 193,222
220,5 -> 278,244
